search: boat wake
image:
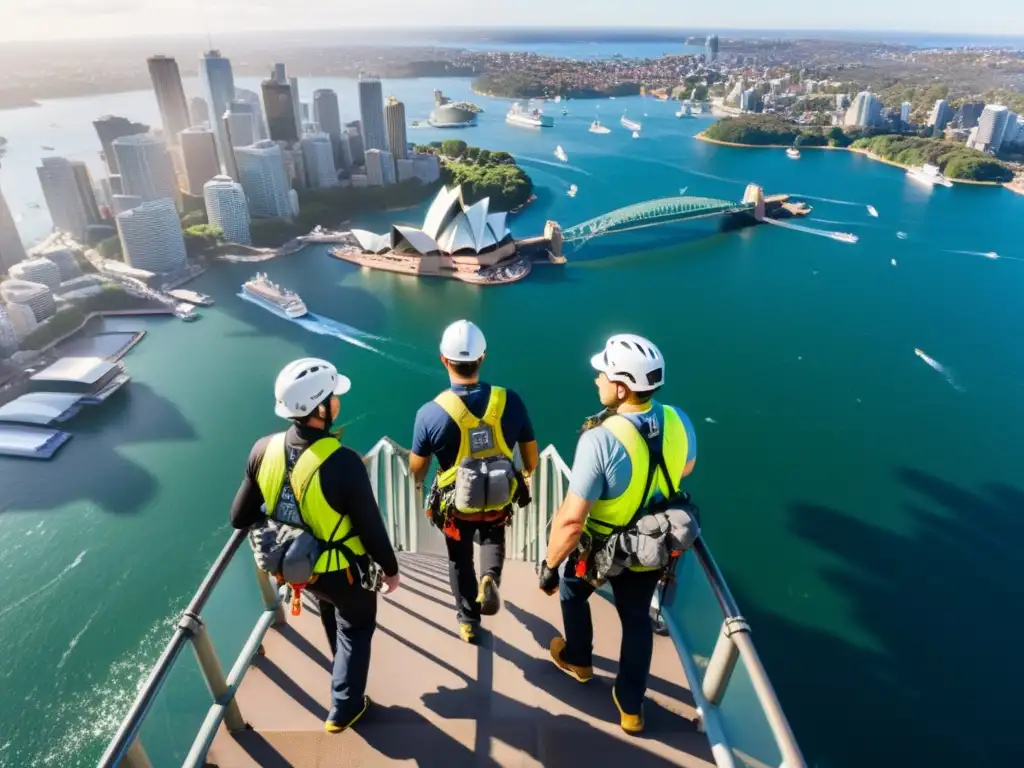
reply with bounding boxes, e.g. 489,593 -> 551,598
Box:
763,218 -> 857,242
57,609 -> 100,670
787,193 -> 865,207
946,249 -> 1016,261
914,348 -> 965,392
517,155 -> 594,177
0,550 -> 87,621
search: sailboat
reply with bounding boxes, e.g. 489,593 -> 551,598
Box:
554,145 -> 568,162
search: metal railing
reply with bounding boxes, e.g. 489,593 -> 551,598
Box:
99,438 -> 804,768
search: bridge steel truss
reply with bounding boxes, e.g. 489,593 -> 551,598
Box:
561,195 -> 755,244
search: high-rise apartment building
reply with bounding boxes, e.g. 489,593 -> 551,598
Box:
36,157 -> 90,240
93,116 -> 149,175
178,127 -> 221,195
346,122 -> 366,166
224,108 -> 257,153
234,88 -> 268,140
301,133 -> 338,189
111,134 -> 179,205
289,77 -> 303,139
261,80 -> 300,144
927,99 -> 953,131
1,181 -> 28,274
706,35 -> 720,62
365,149 -> 395,186
358,77 -> 387,152
234,140 -> 293,219
0,280 -> 56,322
70,162 -> 102,225
844,91 -> 882,128
112,195 -> 143,216
10,257 -> 61,291
385,96 -> 408,161
900,101 -> 912,124
190,97 -> 210,126
203,175 -> 251,245
970,105 -> 1010,153
313,89 -> 345,164
201,50 -> 235,166
951,102 -> 984,130
116,198 -> 187,273
147,56 -> 191,144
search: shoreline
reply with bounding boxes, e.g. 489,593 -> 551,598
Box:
695,131 -> 1019,193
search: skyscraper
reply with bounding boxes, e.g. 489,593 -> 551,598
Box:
178,127 -> 221,195
70,162 -> 102,225
1,181 -> 28,273
201,50 -> 236,167
112,134 -> 179,205
289,77 -> 304,139
365,149 -> 395,186
0,306 -> 18,357
313,89 -> 344,161
385,96 -> 408,161
971,105 -> 1010,153
93,116 -> 149,175
358,77 -> 387,152
224,108 -> 257,153
36,157 -> 90,239
116,199 -> 187,273
261,80 -> 299,143
844,91 -> 882,128
927,99 -> 953,132
346,122 -> 365,166
900,101 -> 912,125
234,88 -> 268,140
234,140 -> 293,219
147,55 -> 191,144
203,175 -> 251,245
706,35 -> 720,62
301,133 -> 337,189
10,258 -> 61,291
190,97 -> 210,126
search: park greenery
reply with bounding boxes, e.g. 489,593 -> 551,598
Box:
472,72 -> 639,100
413,141 -> 534,211
703,116 -> 1014,182
20,285 -> 157,350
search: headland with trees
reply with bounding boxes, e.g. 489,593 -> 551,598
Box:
412,140 -> 534,211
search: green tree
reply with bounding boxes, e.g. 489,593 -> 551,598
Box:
97,236 -> 122,260
441,139 -> 468,158
183,224 -> 224,258
180,209 -> 208,229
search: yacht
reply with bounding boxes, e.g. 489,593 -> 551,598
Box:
866,205 -> 879,217
554,145 -> 568,162
786,147 -> 801,159
242,273 -> 308,318
621,113 -> 642,131
906,163 -> 953,188
830,232 -> 859,244
589,120 -> 611,134
168,289 -> 214,306
562,107 -> 568,116
567,184 -> 578,198
632,131 -> 640,139
173,303 -> 198,322
506,102 -> 554,128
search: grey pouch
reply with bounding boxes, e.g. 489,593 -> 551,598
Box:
453,455 -> 517,513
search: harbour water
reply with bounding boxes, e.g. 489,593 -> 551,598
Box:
2,71 -> 1024,767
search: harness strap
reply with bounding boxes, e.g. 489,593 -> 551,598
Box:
434,390 -> 479,431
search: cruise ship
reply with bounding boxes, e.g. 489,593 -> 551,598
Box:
242,273 -> 308,318
506,102 -> 554,128
906,163 -> 953,188
621,113 -> 642,131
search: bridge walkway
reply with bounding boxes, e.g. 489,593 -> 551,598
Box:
207,552 -> 713,767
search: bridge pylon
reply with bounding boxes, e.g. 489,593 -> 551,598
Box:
743,184 -> 766,221
545,220 -> 564,262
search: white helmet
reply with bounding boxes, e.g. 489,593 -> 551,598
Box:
590,334 -> 665,393
274,358 -> 351,419
440,319 -> 487,362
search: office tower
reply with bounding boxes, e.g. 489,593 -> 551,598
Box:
36,157 -> 90,240
313,89 -> 343,150
190,97 -> 210,126
39,248 -> 81,282
111,134 -> 179,205
261,80 -> 299,143
93,116 -> 149,175
900,102 -> 912,124
412,153 -> 440,184
273,63 -> 287,83
740,89 -> 758,112
346,121 -> 365,166
116,198 -> 187,273
203,175 -> 251,244
289,77 -> 303,138
224,108 -> 257,152
927,99 -> 953,131
234,140 -> 292,219
112,195 -> 143,216
0,280 -> 56,322
3,301 -> 37,340
0,306 -> 17,356
951,102 -> 984,130
844,92 -> 882,128
147,56 -> 191,145
201,50 -> 235,165
971,105 -> 1010,153
300,103 -> 310,121
385,96 -> 408,161
10,257 -> 61,290
358,77 -> 387,152
336,133 -> 353,170
364,149 -> 395,186
301,133 -> 337,189
178,127 -> 221,195
1,182 -> 28,273
706,35 -> 719,62
70,162 -> 102,225
281,147 -> 307,191
234,88 -> 267,139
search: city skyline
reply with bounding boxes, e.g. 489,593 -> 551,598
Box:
2,3 -> 1023,42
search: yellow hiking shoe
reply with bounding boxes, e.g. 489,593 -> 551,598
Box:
325,695 -> 370,733
459,622 -> 479,644
477,575 -> 501,616
612,686 -> 644,734
548,637 -> 593,683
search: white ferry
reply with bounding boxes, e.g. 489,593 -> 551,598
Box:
786,147 -> 801,159
173,303 -> 198,321
906,163 -> 953,188
242,273 -> 308,318
830,232 -> 859,244
506,102 -> 554,128
621,113 -> 642,131
589,120 -> 611,134
168,289 -> 214,306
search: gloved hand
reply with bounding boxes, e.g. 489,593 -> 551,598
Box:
539,560 -> 560,595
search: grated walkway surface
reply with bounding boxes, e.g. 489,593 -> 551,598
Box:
207,553 -> 714,767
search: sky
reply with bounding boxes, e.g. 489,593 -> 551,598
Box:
1,0 -> 1022,42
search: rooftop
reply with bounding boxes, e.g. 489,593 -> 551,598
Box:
0,425 -> 72,459
0,392 -> 83,425
30,356 -> 117,386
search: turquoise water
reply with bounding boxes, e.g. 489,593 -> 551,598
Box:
2,74 -> 1024,767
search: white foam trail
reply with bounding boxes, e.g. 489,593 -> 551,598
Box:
57,609 -> 100,670
704,417 -> 717,424
763,218 -> 854,241
787,193 -> 863,207
0,550 -> 86,620
915,349 -> 965,392
809,219 -> 871,227
897,232 -> 908,240
517,155 -> 593,177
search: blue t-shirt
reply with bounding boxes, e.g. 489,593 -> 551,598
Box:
568,402 -> 697,504
411,382 -> 535,471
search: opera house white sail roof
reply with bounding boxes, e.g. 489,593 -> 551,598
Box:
351,184 -> 511,256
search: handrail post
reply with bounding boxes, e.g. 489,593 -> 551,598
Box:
180,612 -> 246,733
254,562 -> 286,626
122,736 -> 152,768
701,617 -> 747,705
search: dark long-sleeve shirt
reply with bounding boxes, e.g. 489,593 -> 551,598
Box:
230,424 -> 399,577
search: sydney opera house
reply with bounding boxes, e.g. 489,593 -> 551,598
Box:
334,184 -> 530,284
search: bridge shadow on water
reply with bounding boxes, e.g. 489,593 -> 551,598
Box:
737,469 -> 1024,768
564,217 -> 748,264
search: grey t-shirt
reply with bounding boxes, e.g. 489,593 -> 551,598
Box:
569,402 -> 697,504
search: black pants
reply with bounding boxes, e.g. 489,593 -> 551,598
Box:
307,567 -> 377,721
444,518 -> 506,625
